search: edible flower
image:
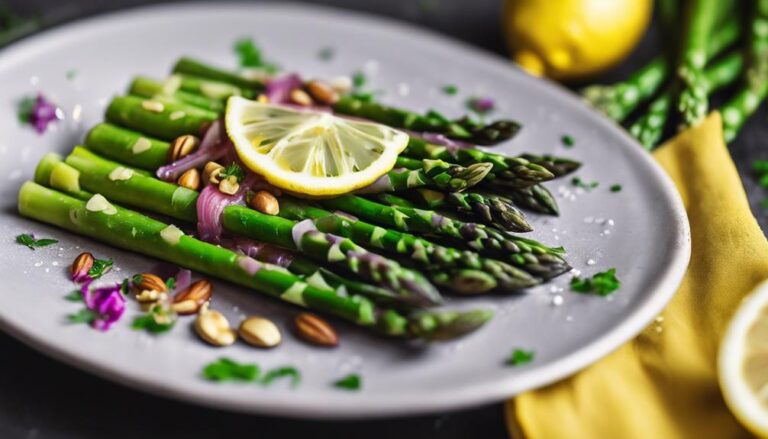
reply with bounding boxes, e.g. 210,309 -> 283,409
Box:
18,93 -> 62,134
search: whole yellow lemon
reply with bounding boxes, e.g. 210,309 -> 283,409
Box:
503,0 -> 652,81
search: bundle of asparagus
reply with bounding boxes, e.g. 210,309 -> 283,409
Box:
20,53 -> 580,342
583,0 -> 768,149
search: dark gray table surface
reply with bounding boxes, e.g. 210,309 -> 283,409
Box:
2,1 -> 766,438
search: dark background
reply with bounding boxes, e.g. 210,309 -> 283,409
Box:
2,1 -> 766,438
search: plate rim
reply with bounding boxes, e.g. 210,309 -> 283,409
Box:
0,1 -> 691,419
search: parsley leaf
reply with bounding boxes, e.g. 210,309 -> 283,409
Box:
571,177 -> 599,190
610,184 -> 623,192
571,268 -> 621,296
165,277 -> 176,291
561,135 -> 575,147
352,71 -> 366,89
68,308 -> 96,324
219,163 -> 245,183
65,69 -> 77,80
17,96 -> 36,123
88,258 -> 113,279
505,349 -> 535,366
318,47 -> 334,61
262,367 -> 301,387
233,38 -> 278,73
132,305 -> 175,334
203,358 -> 260,382
333,373 -> 361,390
16,233 -> 58,250
441,84 -> 458,95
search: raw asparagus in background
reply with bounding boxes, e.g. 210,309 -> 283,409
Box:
18,181 -> 491,340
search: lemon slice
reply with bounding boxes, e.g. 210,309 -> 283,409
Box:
719,278 -> 768,437
225,96 -> 408,196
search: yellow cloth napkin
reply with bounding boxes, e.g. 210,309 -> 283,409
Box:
506,112 -> 768,438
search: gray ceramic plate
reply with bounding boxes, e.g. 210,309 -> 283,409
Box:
0,3 -> 690,419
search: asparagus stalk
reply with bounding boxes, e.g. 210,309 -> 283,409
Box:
19,181 -> 490,339
506,184 -> 559,216
106,95 -> 217,140
173,57 -> 264,92
722,0 -> 768,142
129,76 -> 225,113
62,147 -> 443,308
357,157 -> 492,194
677,0 -> 721,126
631,51 -> 744,149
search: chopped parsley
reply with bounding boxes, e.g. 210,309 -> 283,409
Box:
609,184 -> 623,192
233,38 -> 279,73
201,358 -> 301,386
65,69 -> 77,80
561,135 -> 575,147
505,349 -> 535,366
262,367 -> 301,387
132,305 -> 175,334
441,84 -> 458,95
165,276 -> 176,291
318,47 -> 334,61
571,268 -> 621,296
352,71 -> 366,89
16,233 -> 58,250
333,373 -> 361,390
68,308 -> 96,324
571,177 -> 599,190
87,258 -> 113,279
64,290 -> 83,302
16,96 -> 36,123
203,358 -> 260,382
219,163 -> 245,183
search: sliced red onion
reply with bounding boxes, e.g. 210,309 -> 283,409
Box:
333,210 -> 358,222
264,74 -> 304,104
174,269 -> 192,292
27,94 -> 62,134
291,219 -> 318,250
221,235 -> 295,267
196,173 -> 257,243
354,173 -> 395,194
238,256 -> 263,275
156,119 -> 229,182
405,130 -> 473,153
81,280 -> 126,331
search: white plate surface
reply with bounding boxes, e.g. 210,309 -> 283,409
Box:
0,3 -> 690,419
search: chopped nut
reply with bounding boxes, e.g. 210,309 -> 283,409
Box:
238,316 -> 282,348
171,280 -> 212,315
249,190 -> 279,215
135,289 -> 167,303
133,273 -> 168,302
70,252 -> 94,281
141,100 -> 165,113
306,80 -> 339,105
167,135 -> 199,163
329,76 -> 353,94
177,168 -> 201,190
294,313 -> 338,347
218,175 -> 239,195
194,304 -> 237,347
289,89 -> 313,106
204,161 -> 224,184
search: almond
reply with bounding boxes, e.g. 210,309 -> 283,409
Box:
289,89 -> 313,106
133,273 -> 168,295
171,280 -> 212,315
249,190 -> 279,215
167,134 -> 199,163
177,168 -> 201,190
294,313 -> 338,347
238,316 -> 282,348
306,80 -> 339,105
70,252 -> 94,281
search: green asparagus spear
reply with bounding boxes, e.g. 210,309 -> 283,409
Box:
357,157 -> 493,194
129,76 -> 225,113
172,57 -> 264,92
722,0 -> 768,142
19,181 -> 491,339
106,95 -> 217,140
62,147 -> 442,308
506,184 -> 559,216
677,0 -> 722,126
632,51 -> 744,149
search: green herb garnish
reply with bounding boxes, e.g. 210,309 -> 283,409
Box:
233,38 -> 279,73
16,233 -> 58,250
318,47 -> 334,61
165,277 -> 176,291
442,84 -> 458,95
203,358 -> 260,382
68,308 -> 96,324
352,71 -> 366,89
571,177 -> 599,190
561,135 -> 575,147
132,305 -> 175,334
65,69 -> 77,80
571,268 -> 621,296
17,96 -> 35,123
609,184 -> 623,192
64,290 -> 83,302
262,367 -> 301,387
505,349 -> 535,366
219,163 -> 245,183
88,258 -> 113,279
333,373 -> 361,390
